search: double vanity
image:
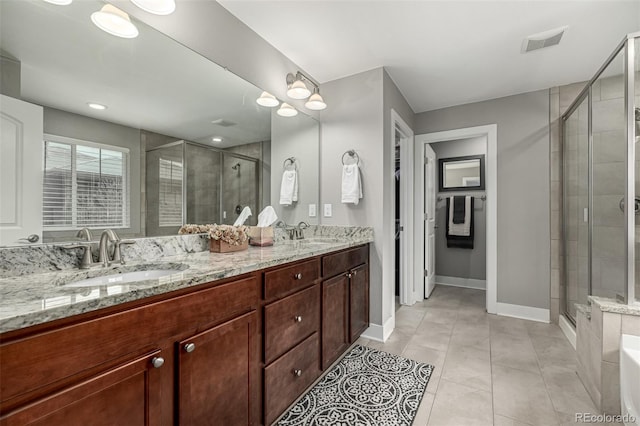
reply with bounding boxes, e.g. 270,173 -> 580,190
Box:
0,228 -> 372,425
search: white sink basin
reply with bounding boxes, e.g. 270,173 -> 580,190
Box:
63,269 -> 185,288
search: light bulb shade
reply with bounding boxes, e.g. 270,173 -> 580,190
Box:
305,92 -> 327,111
287,79 -> 311,99
277,103 -> 298,117
256,91 -> 279,107
42,0 -> 73,5
130,0 -> 176,15
91,5 -> 139,39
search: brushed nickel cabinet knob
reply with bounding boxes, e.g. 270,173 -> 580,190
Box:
151,357 -> 164,368
184,343 -> 196,353
294,315 -> 303,323
294,273 -> 303,280
293,369 -> 302,377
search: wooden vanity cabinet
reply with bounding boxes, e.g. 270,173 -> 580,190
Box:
0,274 -> 260,426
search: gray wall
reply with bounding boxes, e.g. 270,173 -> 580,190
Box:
415,90 -> 550,310
270,113 -> 320,225
431,137 -> 486,281
43,107 -> 143,240
0,55 -> 20,98
320,68 -> 385,325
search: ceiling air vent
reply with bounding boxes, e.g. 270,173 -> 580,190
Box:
522,26 -> 568,53
211,118 -> 237,127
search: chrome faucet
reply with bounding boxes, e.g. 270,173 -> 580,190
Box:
98,229 -> 119,267
76,228 -> 93,242
295,221 -> 310,240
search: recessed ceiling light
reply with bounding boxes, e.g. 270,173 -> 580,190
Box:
277,103 -> 298,117
87,102 -> 107,110
91,5 -> 139,39
130,0 -> 176,15
42,0 -> 73,5
212,137 -> 223,143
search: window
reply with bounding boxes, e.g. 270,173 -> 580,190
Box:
158,158 -> 183,226
43,135 -> 130,230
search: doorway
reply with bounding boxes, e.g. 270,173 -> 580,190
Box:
414,125 -> 498,314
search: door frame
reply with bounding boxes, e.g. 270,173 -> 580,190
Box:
391,109 -> 416,306
414,124 -> 498,314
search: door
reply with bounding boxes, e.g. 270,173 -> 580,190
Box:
321,274 -> 349,370
2,350 -> 164,426
349,263 -> 369,342
424,144 -> 437,297
177,311 -> 259,426
0,95 -> 43,246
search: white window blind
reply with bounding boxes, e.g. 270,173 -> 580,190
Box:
43,136 -> 130,230
158,158 -> 183,227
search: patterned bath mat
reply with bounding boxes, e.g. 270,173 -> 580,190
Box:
276,344 -> 434,426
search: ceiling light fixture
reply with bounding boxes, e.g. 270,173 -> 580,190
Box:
286,71 -> 327,110
277,103 -> 298,117
91,5 -> 139,39
130,0 -> 176,16
42,0 -> 73,5
256,91 -> 279,107
212,137 -> 223,143
305,88 -> 327,111
87,102 -> 107,110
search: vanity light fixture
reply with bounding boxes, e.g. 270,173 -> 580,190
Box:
277,103 -> 298,117
130,0 -> 176,16
286,71 -> 327,110
42,0 -> 73,5
256,91 -> 279,107
304,88 -> 327,111
87,102 -> 107,110
91,4 -> 139,39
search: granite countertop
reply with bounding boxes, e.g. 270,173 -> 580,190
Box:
0,236 -> 372,334
588,296 -> 640,317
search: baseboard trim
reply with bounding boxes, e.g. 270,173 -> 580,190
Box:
361,316 -> 395,343
559,314 -> 577,350
435,275 -> 486,290
496,302 -> 550,323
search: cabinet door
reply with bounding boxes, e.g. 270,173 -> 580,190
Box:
177,311 -> 259,426
321,274 -> 349,370
349,264 -> 369,342
1,350 -> 164,426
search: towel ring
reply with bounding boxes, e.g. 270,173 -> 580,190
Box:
342,150 -> 360,165
283,157 -> 297,171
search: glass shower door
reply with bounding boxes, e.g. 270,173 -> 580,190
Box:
221,153 -> 259,226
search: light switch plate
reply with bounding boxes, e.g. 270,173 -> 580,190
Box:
309,204 -> 317,217
323,204 -> 332,217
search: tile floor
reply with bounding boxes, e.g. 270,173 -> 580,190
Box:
357,285 -> 616,426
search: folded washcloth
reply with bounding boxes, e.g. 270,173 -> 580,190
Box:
448,196 -> 471,236
233,206 -> 252,226
279,170 -> 298,205
341,164 -> 362,205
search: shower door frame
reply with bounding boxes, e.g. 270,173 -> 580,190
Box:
561,32 -> 639,324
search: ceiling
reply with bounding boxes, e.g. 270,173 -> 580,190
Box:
218,0 -> 640,113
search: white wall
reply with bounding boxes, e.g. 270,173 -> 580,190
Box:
414,90 -> 551,310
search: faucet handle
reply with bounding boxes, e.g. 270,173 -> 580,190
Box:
76,228 -> 93,241
112,240 -> 135,264
57,243 -> 94,269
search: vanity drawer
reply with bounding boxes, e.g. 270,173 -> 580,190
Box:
322,244 -> 368,279
264,333 -> 320,425
0,275 -> 259,407
264,258 -> 320,301
264,284 -> 320,364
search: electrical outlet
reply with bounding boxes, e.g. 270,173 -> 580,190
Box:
309,204 -> 317,217
323,204 -> 332,217
223,211 -> 227,219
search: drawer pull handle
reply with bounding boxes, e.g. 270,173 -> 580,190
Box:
151,356 -> 165,369
184,343 -> 196,353
293,369 -> 302,377
294,315 -> 303,323
294,273 -> 303,280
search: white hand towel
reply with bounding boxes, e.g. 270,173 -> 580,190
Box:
341,164 -> 363,205
448,196 -> 471,236
279,170 -> 298,205
233,206 -> 252,226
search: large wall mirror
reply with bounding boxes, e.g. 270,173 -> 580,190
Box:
0,0 -> 319,246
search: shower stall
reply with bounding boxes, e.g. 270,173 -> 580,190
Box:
562,32 -> 640,323
146,140 -> 263,237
